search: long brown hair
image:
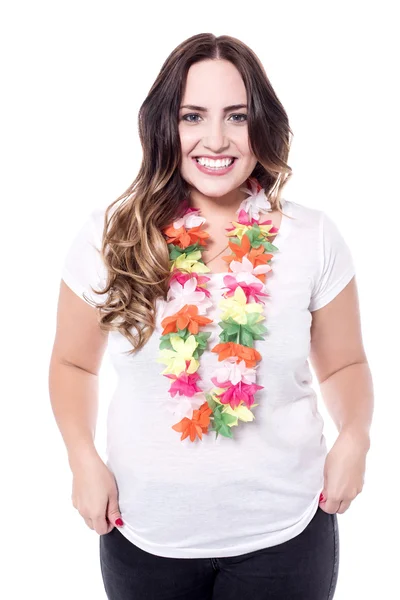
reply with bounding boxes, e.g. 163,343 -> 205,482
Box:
86,33 -> 294,355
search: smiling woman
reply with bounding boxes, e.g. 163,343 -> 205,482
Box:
179,67 -> 254,186
51,31 -> 372,600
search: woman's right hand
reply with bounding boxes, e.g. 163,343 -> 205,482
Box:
70,451 -> 124,535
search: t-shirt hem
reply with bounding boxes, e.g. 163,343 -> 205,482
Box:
61,269 -> 93,305
309,267 -> 355,312
114,491 -> 322,559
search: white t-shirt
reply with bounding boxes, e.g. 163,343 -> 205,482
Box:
61,198 -> 355,559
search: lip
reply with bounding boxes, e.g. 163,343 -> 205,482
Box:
192,156 -> 237,176
192,154 -> 238,159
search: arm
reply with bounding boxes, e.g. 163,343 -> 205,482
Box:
309,276 -> 374,451
48,280 -> 108,472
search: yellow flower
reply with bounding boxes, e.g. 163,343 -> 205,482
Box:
218,286 -> 265,325
157,334 -> 199,376
227,220 -> 275,240
171,251 -> 210,274
211,389 -> 259,427
222,403 -> 258,425
259,223 -> 276,236
209,388 -> 227,404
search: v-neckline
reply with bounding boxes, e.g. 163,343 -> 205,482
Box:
206,199 -> 292,279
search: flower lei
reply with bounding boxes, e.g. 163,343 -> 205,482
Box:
156,177 -> 280,442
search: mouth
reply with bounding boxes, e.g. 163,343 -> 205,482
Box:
192,157 -> 236,167
191,156 -> 237,176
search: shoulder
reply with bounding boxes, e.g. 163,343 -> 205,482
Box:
285,199 -> 347,233
86,203 -> 119,246
87,206 -> 108,244
284,200 -> 351,259
283,199 -> 349,242
284,198 -> 322,224
283,199 -> 323,243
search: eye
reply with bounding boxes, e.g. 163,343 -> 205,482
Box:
181,113 -> 201,123
229,114 -> 248,123
180,113 -> 248,123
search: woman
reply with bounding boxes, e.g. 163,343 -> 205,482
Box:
49,33 -> 373,599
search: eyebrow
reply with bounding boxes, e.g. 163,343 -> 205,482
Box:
180,104 -> 248,112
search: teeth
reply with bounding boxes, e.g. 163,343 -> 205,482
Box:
196,157 -> 234,168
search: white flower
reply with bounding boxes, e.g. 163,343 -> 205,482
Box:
213,358 -> 257,386
227,270 -> 263,287
239,179 -> 272,219
164,392 -> 205,420
173,211 -> 206,230
162,276 -> 213,319
229,255 -> 272,279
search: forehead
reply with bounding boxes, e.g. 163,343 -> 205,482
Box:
182,59 -> 247,105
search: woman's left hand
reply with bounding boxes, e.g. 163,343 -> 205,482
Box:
319,428 -> 370,514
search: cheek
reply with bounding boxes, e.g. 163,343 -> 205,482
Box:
179,129 -> 199,153
235,131 -> 253,156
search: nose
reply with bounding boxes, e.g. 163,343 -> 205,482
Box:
202,119 -> 230,154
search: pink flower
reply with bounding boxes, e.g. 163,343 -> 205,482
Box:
169,271 -> 212,297
165,371 -> 203,397
212,380 -> 264,409
225,211 -> 279,231
221,274 -> 269,303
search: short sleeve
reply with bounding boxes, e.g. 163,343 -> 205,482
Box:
308,211 -> 356,312
61,208 -> 109,306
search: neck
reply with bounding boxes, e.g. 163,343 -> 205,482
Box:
188,185 -> 247,218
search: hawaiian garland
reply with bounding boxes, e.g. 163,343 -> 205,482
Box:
156,177 -> 280,442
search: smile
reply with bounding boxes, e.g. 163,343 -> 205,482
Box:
192,156 -> 237,176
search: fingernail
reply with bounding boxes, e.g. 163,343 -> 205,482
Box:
319,493 -> 325,502
115,518 -> 124,526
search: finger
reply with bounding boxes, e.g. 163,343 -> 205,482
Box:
84,517 -> 94,530
336,500 -> 351,514
93,515 -> 110,535
318,504 -> 330,514
107,496 -> 123,529
320,498 -> 342,514
104,518 -> 115,534
319,490 -> 342,514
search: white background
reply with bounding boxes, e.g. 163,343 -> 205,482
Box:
1,1 -> 398,598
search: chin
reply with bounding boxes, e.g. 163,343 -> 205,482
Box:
183,173 -> 246,197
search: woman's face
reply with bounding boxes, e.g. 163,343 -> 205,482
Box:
178,59 -> 257,198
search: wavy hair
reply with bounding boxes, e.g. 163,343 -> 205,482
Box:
87,32 -> 294,355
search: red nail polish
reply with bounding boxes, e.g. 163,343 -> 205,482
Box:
319,493 -> 325,502
115,518 -> 124,526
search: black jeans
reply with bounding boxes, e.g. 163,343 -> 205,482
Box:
99,506 -> 339,600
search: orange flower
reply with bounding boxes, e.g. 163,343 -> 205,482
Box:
211,341 -> 262,368
171,402 -> 213,441
222,235 -> 251,262
221,239 -> 274,283
161,304 -> 213,336
163,224 -> 210,249
248,245 -> 274,268
246,247 -> 274,283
